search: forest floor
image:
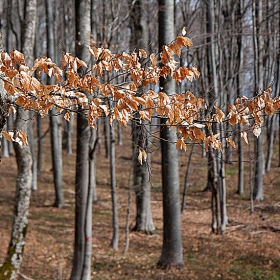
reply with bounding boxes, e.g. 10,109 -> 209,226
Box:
0,123 -> 280,280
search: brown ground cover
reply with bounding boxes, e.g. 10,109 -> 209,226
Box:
0,123 -> 280,279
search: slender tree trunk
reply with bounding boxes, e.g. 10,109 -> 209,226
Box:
45,0 -> 64,208
157,0 -> 183,268
0,0 -> 36,278
89,127 -> 97,203
36,114 -> 42,173
181,143 -> 195,213
104,116 -> 110,158
62,3 -> 73,155
266,2 -> 280,171
1,125 -> 9,158
27,112 -> 37,191
238,124 -> 244,194
210,147 -> 221,233
252,0 -> 264,201
4,0 -> 13,156
236,0 -> 244,195
109,121 -> 119,250
265,115 -> 276,172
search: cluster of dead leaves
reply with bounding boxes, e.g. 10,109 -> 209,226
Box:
0,33 -> 278,163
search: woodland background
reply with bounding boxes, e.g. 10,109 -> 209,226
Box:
0,0 -> 280,279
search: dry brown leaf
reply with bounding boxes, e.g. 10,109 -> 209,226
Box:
226,138 -> 236,149
241,130 -> 249,145
176,137 -> 187,151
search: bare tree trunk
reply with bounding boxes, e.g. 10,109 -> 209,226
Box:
181,143 -> 195,213
109,121 -> 119,250
205,0 -> 228,233
252,0 -> 264,201
210,148 -> 221,233
104,116 -> 110,158
236,0 -> 244,195
70,0 -> 92,279
1,125 -> 9,158
130,0 -> 155,234
266,2 -> 280,172
27,112 -> 37,191
36,114 -> 42,173
157,0 -> 183,268
71,110 -> 90,280
89,127 -> 97,203
62,3 -> 73,155
265,115 -> 276,173
45,0 -> 64,208
0,0 -> 36,278
238,124 -> 244,195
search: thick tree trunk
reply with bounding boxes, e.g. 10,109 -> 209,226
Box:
157,0 -> 183,268
205,0 -> 228,233
70,0 -> 92,279
0,0 -> 36,278
71,111 -> 90,280
130,0 -> 155,234
132,122 -> 155,233
0,120 -> 32,280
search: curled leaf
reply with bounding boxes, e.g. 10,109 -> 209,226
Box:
241,130 -> 249,145
253,124 -> 261,138
2,131 -> 13,142
176,137 -> 187,151
137,148 -> 147,165
226,137 -> 236,149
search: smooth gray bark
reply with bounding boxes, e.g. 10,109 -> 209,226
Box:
205,0 -> 228,233
70,0 -> 92,279
71,110 -> 90,280
89,127 -> 97,203
157,0 -> 183,268
62,4 -> 73,155
252,0 -> 264,201
1,125 -> 9,158
104,116 -> 110,158
132,122 -> 155,233
4,0 -> 13,156
236,0 -> 244,195
0,0 -> 36,278
109,121 -> 119,250
27,111 -> 37,191
130,0 -> 155,234
238,124 -> 244,195
45,0 -> 64,208
181,143 -> 195,213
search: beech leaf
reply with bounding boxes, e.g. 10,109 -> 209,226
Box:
241,131 -> 249,145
